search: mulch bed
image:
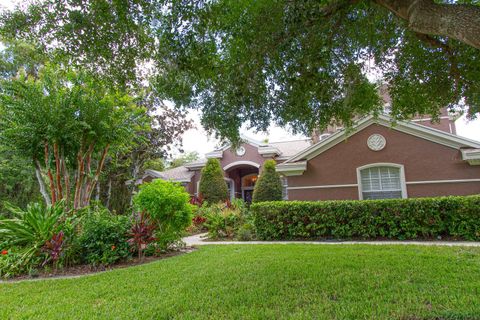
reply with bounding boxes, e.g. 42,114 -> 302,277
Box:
4,247 -> 196,282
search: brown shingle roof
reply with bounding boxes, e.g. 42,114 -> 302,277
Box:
144,166 -> 194,182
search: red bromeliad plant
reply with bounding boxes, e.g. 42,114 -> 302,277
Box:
42,231 -> 65,267
192,215 -> 206,226
127,212 -> 156,259
189,195 -> 203,207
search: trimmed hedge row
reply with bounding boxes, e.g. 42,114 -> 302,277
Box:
251,196 -> 480,240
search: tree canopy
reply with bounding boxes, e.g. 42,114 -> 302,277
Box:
1,0 -> 479,141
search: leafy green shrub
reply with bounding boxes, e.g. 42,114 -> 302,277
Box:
0,247 -> 42,279
201,203 -> 240,239
134,179 -> 193,249
199,158 -> 228,203
251,196 -> 480,240
252,160 -> 282,203
0,202 -> 68,268
236,223 -> 255,241
77,209 -> 131,267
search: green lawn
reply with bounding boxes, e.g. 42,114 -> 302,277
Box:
1,245 -> 480,319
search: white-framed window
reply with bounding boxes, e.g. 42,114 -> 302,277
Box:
356,163 -> 407,200
281,176 -> 288,200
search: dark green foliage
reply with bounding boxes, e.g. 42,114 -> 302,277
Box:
0,148 -> 41,215
251,196 -> 480,241
199,158 -> 228,204
5,1 -> 480,143
77,209 -> 131,267
252,160 -> 283,203
152,0 -> 480,140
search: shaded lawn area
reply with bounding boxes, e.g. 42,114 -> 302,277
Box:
1,245 -> 479,319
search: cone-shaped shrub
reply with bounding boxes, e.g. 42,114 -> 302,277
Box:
252,160 -> 283,202
199,158 -> 228,204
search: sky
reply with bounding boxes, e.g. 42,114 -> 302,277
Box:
1,0 -> 479,157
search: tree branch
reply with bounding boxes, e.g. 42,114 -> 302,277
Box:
414,32 -> 461,95
374,0 -> 480,49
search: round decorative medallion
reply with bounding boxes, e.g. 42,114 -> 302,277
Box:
236,146 -> 246,156
367,134 -> 386,151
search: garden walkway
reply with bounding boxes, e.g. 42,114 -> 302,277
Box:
183,233 -> 480,247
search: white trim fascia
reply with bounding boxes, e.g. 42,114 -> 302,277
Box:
258,146 -> 282,158
389,118 -> 480,149
287,183 -> 358,190
287,178 -> 480,191
276,161 -> 307,176
171,178 -> 193,183
407,178 -> 480,185
205,150 -> 223,159
223,160 -> 261,171
286,114 -> 480,163
411,116 -> 450,122
356,163 -> 408,200
184,164 -> 205,170
184,160 -> 207,170
224,177 -> 235,201
211,135 -> 268,155
461,149 -> 480,165
143,169 -> 163,178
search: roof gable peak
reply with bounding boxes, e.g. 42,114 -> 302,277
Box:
285,114 -> 480,163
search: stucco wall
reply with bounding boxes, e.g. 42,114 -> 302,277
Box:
189,143 -> 269,195
287,124 -> 480,200
220,143 -> 267,169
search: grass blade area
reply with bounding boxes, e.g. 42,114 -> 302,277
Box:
1,245 -> 479,319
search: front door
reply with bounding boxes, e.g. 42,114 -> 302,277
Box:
243,189 -> 254,204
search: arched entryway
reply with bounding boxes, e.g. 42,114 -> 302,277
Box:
223,161 -> 260,203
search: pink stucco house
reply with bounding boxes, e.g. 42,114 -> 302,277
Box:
142,110 -> 480,202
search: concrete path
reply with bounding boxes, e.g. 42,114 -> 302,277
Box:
183,233 -> 480,247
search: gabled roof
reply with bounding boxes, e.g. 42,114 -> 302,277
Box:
269,139 -> 312,158
211,134 -> 266,152
284,114 -> 480,163
143,166 -> 194,183
205,134 -> 312,160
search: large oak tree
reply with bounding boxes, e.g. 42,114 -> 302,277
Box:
1,0 -> 479,141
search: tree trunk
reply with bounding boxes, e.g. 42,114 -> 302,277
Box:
95,181 -> 101,202
73,145 -> 85,210
61,153 -> 70,210
81,143 -> 96,207
374,0 -> 480,49
130,157 -> 142,206
44,142 -> 57,205
85,145 -> 110,206
34,159 -> 51,206
106,178 -> 112,209
53,142 -> 63,201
